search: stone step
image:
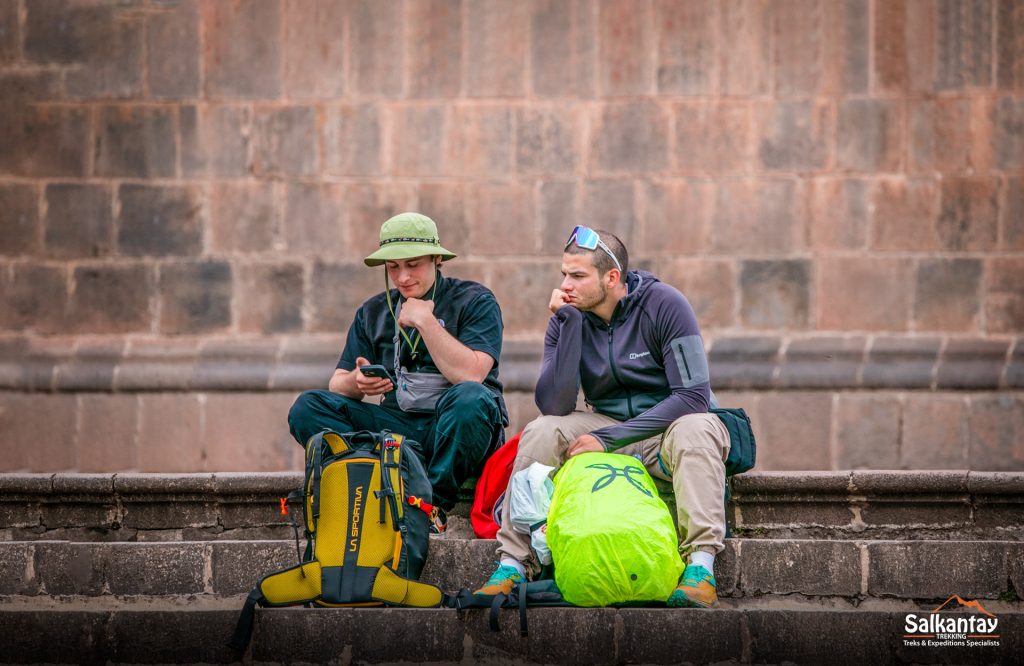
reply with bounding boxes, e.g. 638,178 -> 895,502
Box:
2,538 -> 1021,604
1,601 -> 1021,665
3,471 -> 1023,542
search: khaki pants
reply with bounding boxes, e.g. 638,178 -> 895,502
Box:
496,410 -> 731,578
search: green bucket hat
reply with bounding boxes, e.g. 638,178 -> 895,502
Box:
363,212 -> 457,267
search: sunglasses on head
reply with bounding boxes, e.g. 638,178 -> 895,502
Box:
564,225 -> 623,273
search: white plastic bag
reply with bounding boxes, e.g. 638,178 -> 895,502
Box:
507,462 -> 556,565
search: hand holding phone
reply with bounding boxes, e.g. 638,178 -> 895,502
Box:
354,359 -> 394,396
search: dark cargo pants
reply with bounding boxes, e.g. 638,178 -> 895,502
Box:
288,382 -> 503,512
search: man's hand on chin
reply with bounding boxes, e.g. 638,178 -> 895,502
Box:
566,434 -> 604,458
398,297 -> 435,329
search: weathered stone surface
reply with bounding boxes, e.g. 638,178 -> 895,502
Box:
914,259 -> 982,332
391,105 -> 446,176
739,260 -> 810,329
755,393 -> 832,471
818,257 -> 912,331
202,0 -> 281,98
323,104 -> 383,176
938,339 -> 1010,390
617,608 -> 743,665
0,105 -> 90,177
935,0 -> 993,90
869,541 -> 1008,599
67,264 -> 151,334
191,339 -> 276,392
0,0 -> 17,63
986,257 -> 1024,335
0,393 -> 76,470
0,262 -> 69,334
837,98 -> 902,172
350,0 -> 403,95
309,261 -> 381,334
708,336 -> 780,389
658,258 -> 734,329
147,0 -> 200,98
466,0 -> 527,96
590,102 -> 669,173
654,0 -> 716,95
756,101 -> 831,171
490,260 -> 561,336
236,263 -> 303,335
997,0 -> 1024,89
407,0 -> 462,98
2,610 -> 108,664
969,395 -> 1024,471
674,102 -> 751,173
597,0 -> 654,95
95,106 -> 176,178
909,98 -> 977,173
211,540 -> 293,594
158,261 -> 232,334
517,106 -> 579,174
253,106 -> 318,177
871,177 -> 940,250
208,182 -> 277,254
779,336 -> 864,389
740,540 -> 861,596
445,105 -> 513,178
465,182 -> 536,255
64,12 -> 144,99
283,183 -> 346,254
0,542 -> 36,594
180,105 -> 252,177
862,336 -> 939,388
104,543 -> 206,595
807,178 -> 869,250
0,70 -> 60,103
581,180 -> 636,245
531,0 -> 595,98
137,395 -> 204,473
35,542 -> 106,595
202,393 -> 295,471
0,183 -> 40,256
118,184 -> 203,257
747,609 -> 892,665
282,0 -> 345,98
937,177 -> 999,251
44,184 -> 113,259
641,180 -> 712,255
77,395 -> 138,472
902,395 -> 969,468
108,610 -> 239,664
835,395 -> 900,469
712,179 -> 803,255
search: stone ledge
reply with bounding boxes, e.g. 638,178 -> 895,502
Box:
0,334 -> 1019,392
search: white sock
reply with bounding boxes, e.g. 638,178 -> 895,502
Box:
689,551 -> 715,576
500,558 -> 526,578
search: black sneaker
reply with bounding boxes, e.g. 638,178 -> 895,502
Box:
429,507 -> 447,537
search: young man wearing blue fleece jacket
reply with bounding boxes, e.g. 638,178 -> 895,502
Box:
475,226 -> 730,608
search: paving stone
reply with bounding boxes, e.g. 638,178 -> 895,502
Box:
914,259 -> 982,333
236,263 -> 303,335
590,102 -> 669,173
407,0 -> 462,98
350,0 -> 403,95
0,105 -> 90,177
252,106 -> 318,177
67,264 -> 151,334
747,609 -> 892,665
1,610 -> 108,665
740,540 -> 861,597
597,0 -> 654,95
712,179 -> 803,255
44,184 -> 114,259
869,541 -> 1008,599
108,609 -> 239,664
739,260 -> 810,330
202,0 -> 281,98
180,105 -> 252,177
531,0 -> 595,98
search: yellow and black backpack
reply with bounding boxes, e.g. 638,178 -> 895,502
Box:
230,430 -> 445,653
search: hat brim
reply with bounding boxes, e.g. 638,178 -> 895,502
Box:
364,243 -> 457,267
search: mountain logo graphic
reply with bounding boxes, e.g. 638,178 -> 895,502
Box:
932,595 -> 996,618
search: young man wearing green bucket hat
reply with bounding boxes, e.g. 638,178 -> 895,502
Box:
288,212 -> 508,534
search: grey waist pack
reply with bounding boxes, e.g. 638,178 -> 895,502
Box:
395,367 -> 452,413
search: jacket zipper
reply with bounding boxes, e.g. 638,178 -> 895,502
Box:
607,326 -> 634,416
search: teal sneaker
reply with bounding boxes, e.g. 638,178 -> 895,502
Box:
667,564 -> 717,608
473,563 -> 524,597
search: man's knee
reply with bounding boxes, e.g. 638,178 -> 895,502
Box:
664,412 -> 725,452
519,414 -> 571,459
437,381 -> 497,420
288,390 -> 322,429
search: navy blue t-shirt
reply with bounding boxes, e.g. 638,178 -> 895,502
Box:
337,273 -> 506,417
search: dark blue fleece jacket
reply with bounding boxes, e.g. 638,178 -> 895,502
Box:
534,270 -> 715,450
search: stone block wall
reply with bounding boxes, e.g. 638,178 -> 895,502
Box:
0,0 -> 1021,472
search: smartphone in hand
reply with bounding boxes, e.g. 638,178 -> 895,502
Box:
360,364 -> 394,383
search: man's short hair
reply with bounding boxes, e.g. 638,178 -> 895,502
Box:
565,229 -> 629,278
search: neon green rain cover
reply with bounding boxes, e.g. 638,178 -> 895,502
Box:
547,452 -> 683,607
